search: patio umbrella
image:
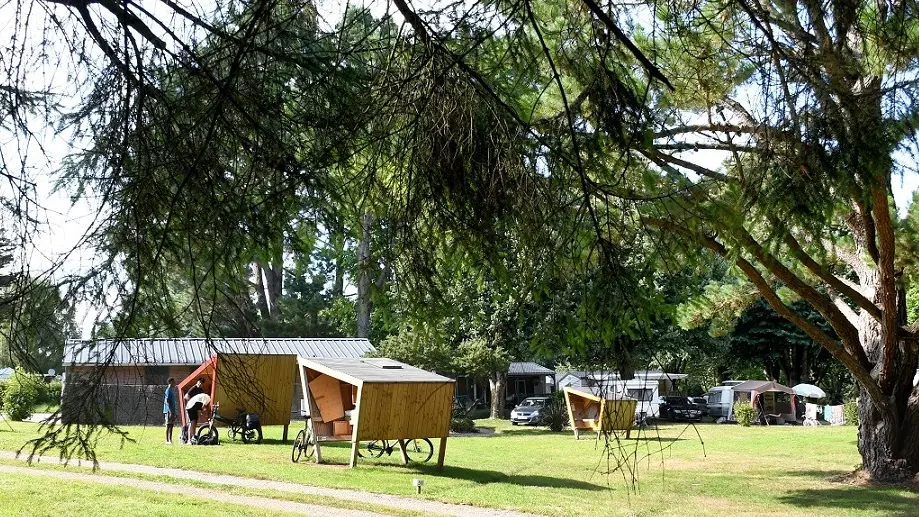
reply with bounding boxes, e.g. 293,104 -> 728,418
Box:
792,384 -> 826,399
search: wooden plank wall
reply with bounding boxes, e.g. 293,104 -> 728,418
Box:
213,354 -> 297,426
356,382 -> 454,440
603,399 -> 637,431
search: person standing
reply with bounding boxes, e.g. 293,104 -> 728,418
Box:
163,378 -> 178,444
184,377 -> 206,444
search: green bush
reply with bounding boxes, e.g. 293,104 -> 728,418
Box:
451,417 -> 477,433
733,401 -> 755,427
538,399 -> 569,432
3,368 -> 39,421
36,379 -> 63,406
843,401 -> 858,426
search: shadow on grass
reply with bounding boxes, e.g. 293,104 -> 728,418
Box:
422,464 -> 607,490
630,436 -> 684,443
498,429 -> 572,437
777,487 -> 919,516
255,438 -> 289,446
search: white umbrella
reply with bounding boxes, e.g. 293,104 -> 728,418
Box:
792,383 -> 826,398
187,393 -> 211,408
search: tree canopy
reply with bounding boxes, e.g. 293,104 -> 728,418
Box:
2,0 -> 919,481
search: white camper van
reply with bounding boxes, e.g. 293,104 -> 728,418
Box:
704,380 -> 746,419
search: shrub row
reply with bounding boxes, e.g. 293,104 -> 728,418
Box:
3,369 -> 39,421
0,370 -> 63,421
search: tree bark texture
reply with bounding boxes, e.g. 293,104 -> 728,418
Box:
332,233 -> 345,297
489,372 -> 507,419
263,258 -> 283,322
253,263 -> 270,321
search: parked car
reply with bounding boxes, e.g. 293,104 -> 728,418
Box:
509,396 -> 552,425
688,396 -> 709,416
655,396 -> 702,421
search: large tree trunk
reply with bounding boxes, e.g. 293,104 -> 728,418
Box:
253,263 -> 270,321
263,258 -> 283,321
855,315 -> 919,482
332,233 -> 345,297
856,385 -> 919,482
356,213 -> 372,338
489,371 -> 507,419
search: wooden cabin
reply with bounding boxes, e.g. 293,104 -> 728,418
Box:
296,357 -> 455,469
178,353 -> 297,438
563,386 -> 637,439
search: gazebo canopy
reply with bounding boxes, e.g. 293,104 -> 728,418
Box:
731,380 -> 795,394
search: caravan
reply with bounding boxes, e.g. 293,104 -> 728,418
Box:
704,380 -> 746,419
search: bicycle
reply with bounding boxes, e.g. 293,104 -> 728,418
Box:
214,406 -> 263,444
291,427 -> 315,463
196,403 -> 263,444
194,402 -> 221,445
364,438 -> 434,463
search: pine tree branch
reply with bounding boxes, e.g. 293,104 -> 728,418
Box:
577,0 -> 673,90
643,215 -> 884,406
729,226 -> 867,359
653,124 -> 761,138
639,148 -> 730,182
776,221 -> 882,321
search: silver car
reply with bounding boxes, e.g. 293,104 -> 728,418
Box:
509,396 -> 551,425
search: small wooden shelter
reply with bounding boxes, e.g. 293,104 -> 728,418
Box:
178,353 -> 297,438
296,357 -> 455,469
563,386 -> 637,439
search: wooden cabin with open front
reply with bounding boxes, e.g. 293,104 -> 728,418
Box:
296,357 -> 455,469
563,386 -> 637,439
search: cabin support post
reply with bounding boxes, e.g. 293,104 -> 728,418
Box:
396,439 -> 410,465
436,436 -> 447,471
297,360 -> 323,463
282,424 -> 289,442
349,386 -> 363,468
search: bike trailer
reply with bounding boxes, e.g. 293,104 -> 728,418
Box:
245,412 -> 261,429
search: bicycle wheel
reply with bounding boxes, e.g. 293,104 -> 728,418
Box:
196,425 -> 218,445
403,438 -> 434,463
365,440 -> 387,458
292,429 -> 306,462
302,429 -> 314,458
242,426 -> 263,444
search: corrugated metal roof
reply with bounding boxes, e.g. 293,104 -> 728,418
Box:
299,357 -> 454,384
508,361 -> 555,376
63,338 -> 376,366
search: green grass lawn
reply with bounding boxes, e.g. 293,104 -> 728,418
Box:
0,418 -> 916,516
0,468 -> 301,516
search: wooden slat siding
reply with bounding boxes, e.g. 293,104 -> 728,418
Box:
604,399 -> 637,432
211,354 -> 296,426
356,382 -> 454,441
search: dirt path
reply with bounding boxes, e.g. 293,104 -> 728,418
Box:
0,451 -> 540,517
0,464 -> 386,517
